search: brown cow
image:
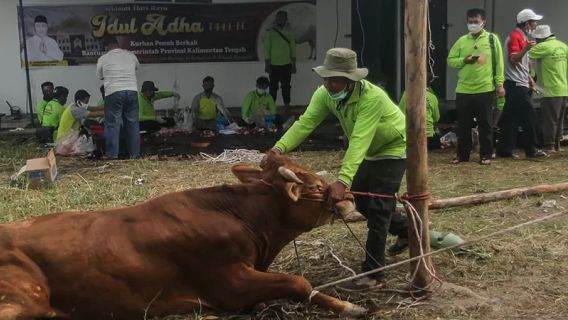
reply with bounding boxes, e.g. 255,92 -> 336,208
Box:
0,153 -> 367,319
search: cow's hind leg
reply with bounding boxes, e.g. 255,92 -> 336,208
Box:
219,269 -> 366,317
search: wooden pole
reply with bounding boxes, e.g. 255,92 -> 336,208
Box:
343,181 -> 568,222
404,0 -> 432,293
428,182 -> 568,209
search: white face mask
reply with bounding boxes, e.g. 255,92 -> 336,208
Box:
256,88 -> 267,95
327,89 -> 349,101
76,100 -> 88,109
467,23 -> 483,34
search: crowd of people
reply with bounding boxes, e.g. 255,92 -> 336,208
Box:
30,7 -> 567,290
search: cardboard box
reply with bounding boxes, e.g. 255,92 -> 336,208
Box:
21,149 -> 58,189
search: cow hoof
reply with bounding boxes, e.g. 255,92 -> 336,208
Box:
341,302 -> 367,317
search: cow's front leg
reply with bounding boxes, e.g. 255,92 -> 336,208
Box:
221,269 -> 366,317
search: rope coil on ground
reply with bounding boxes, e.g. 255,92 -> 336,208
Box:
199,149 -> 264,164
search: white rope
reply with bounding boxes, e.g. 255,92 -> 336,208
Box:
308,290 -> 319,302
199,149 -> 264,164
427,6 -> 437,81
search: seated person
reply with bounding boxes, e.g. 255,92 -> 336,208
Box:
36,81 -> 54,123
191,76 -> 232,131
138,81 -> 179,133
241,76 -> 276,128
398,79 -> 441,150
56,89 -> 104,141
39,86 -> 68,143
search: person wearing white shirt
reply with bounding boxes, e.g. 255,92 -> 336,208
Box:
24,15 -> 64,62
96,37 -> 140,159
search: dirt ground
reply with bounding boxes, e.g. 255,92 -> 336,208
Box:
0,140 -> 567,319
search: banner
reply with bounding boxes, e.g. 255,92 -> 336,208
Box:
18,1 -> 316,67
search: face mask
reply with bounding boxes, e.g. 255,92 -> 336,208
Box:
467,23 -> 483,34
256,88 -> 267,95
76,100 -> 88,108
327,89 -> 349,101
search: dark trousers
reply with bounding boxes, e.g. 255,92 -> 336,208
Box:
497,81 -> 539,156
540,97 -> 567,150
456,92 -> 495,161
351,159 -> 408,280
269,64 -> 292,105
428,134 -> 442,150
104,90 -> 139,159
139,117 -> 175,133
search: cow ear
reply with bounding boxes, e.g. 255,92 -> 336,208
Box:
285,182 -> 301,202
231,164 -> 262,183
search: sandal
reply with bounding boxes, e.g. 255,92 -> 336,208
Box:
451,157 -> 468,164
479,158 -> 491,165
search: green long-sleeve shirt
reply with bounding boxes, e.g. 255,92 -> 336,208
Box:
263,26 -> 296,66
399,88 -> 440,138
241,91 -> 276,120
36,99 -> 49,123
448,30 -> 505,94
529,37 -> 568,97
275,80 -> 406,187
138,91 -> 174,121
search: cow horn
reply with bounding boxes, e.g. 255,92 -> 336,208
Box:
278,166 -> 304,184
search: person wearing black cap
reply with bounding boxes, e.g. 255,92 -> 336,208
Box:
24,15 -> 63,62
138,81 -> 179,133
56,89 -> 104,142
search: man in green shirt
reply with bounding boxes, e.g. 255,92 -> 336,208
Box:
447,8 -> 506,165
268,48 -> 408,291
529,25 -> 568,152
241,76 -> 276,128
56,89 -> 104,142
264,10 -> 296,108
39,86 -> 68,143
138,81 -> 179,133
36,81 -> 53,124
399,79 -> 441,150
191,76 -> 232,131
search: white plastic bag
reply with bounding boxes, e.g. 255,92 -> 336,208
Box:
55,130 -> 95,156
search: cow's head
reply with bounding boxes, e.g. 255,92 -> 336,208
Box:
231,152 -> 357,230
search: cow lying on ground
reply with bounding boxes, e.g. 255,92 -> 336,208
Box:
0,153 -> 367,319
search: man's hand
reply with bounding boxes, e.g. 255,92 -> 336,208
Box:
496,85 -> 506,97
327,181 -> 347,208
526,40 -> 536,49
291,64 -> 297,74
463,55 -> 479,64
261,148 -> 281,168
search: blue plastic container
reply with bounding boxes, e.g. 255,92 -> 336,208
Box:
264,114 -> 275,129
216,115 -> 226,131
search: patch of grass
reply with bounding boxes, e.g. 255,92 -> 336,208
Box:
0,143 -> 567,319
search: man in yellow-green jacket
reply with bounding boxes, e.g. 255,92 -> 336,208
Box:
529,25 -> 568,153
264,10 -> 296,107
138,81 -> 179,133
36,81 -> 53,124
447,8 -> 505,165
241,76 -> 276,127
269,48 -> 408,291
399,84 -> 440,150
40,86 -> 68,142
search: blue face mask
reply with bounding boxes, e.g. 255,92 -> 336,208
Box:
327,88 -> 349,101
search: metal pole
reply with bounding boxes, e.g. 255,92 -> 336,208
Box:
19,0 -> 35,127
404,0 -> 432,294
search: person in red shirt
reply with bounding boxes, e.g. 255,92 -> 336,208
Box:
497,9 -> 547,158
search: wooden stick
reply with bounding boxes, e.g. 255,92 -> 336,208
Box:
344,182 -> 568,223
404,0 -> 432,293
428,182 -> 568,209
